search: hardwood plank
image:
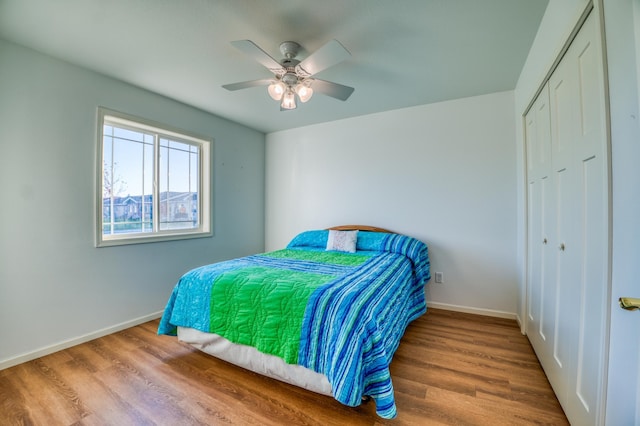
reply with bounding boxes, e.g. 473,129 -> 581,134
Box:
0,308 -> 568,425
0,370 -> 37,425
54,358 -> 153,426
0,359 -> 90,425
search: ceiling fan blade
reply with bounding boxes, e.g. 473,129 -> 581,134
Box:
312,79 -> 355,101
230,40 -> 285,75
222,79 -> 272,91
295,39 -> 351,77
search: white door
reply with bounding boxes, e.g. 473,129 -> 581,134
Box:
525,84 -> 555,373
552,11 -> 609,425
603,0 -> 640,424
572,11 -> 608,425
526,9 -> 609,425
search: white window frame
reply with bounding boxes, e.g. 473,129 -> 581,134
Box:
96,107 -> 212,247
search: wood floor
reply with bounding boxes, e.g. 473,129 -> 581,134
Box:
0,309 -> 568,425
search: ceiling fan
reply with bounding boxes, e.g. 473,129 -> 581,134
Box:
222,39 -> 355,110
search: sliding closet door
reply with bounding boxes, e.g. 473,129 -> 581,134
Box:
526,9 -> 609,426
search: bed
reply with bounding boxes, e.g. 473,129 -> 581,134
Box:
158,225 -> 430,418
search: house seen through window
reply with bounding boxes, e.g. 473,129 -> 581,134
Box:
97,108 -> 212,246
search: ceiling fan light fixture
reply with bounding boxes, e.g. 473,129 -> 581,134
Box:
267,81 -> 286,100
295,81 -> 314,103
281,89 -> 297,110
223,39 -> 355,110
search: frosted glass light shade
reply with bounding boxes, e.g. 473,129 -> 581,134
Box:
295,84 -> 313,103
281,90 -> 297,109
268,81 -> 285,100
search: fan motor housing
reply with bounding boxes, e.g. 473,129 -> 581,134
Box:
279,41 -> 301,59
281,72 -> 298,86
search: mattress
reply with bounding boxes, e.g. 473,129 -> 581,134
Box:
178,326 -> 333,395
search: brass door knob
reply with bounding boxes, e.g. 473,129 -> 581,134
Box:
619,297 -> 640,311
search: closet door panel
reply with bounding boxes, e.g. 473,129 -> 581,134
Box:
535,91 -> 552,175
526,86 -> 552,181
576,29 -> 605,157
547,28 -> 583,402
574,155 -> 607,418
549,66 -> 575,170
527,180 -> 541,326
525,107 -> 538,178
535,86 -> 554,359
550,166 -> 579,402
566,11 -> 608,425
526,83 -> 555,371
540,173 -> 556,360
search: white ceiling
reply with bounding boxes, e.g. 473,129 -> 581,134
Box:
0,0 -> 548,133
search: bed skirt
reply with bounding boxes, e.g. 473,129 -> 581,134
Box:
177,326 -> 333,396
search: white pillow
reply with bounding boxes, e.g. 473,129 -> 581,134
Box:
326,230 -> 358,253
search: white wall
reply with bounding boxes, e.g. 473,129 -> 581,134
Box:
0,39 -> 265,368
266,91 -> 518,316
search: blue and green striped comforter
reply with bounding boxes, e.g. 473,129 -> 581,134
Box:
158,230 -> 430,418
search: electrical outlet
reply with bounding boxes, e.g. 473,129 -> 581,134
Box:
434,272 -> 444,283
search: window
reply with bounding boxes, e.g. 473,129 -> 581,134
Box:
96,108 -> 212,246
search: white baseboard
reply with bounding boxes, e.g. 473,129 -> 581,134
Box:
427,301 -> 517,320
0,311 -> 164,371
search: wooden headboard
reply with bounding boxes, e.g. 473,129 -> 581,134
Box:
327,225 -> 396,234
